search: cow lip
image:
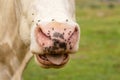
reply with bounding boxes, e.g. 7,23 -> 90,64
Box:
36,53 -> 69,68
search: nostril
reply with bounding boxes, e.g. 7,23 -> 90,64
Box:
37,27 -> 51,39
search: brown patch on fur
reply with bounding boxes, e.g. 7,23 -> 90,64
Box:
0,43 -> 15,75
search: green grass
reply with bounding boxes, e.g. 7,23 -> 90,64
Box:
23,1 -> 120,80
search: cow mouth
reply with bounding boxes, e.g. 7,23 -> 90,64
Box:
36,53 -> 69,68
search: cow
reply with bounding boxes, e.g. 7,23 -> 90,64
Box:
0,0 -> 80,80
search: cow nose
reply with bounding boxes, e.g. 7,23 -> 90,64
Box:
35,22 -> 79,53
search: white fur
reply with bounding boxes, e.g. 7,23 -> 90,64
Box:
19,16 -> 30,45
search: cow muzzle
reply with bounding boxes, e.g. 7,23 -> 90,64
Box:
33,22 -> 79,68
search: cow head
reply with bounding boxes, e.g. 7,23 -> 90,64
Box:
17,0 -> 80,68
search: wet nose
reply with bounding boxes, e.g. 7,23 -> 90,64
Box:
35,22 -> 79,53
40,22 -> 78,41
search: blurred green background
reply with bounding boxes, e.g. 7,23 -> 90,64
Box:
23,0 -> 120,80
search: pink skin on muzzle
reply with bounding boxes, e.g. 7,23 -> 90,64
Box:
35,22 -> 79,54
